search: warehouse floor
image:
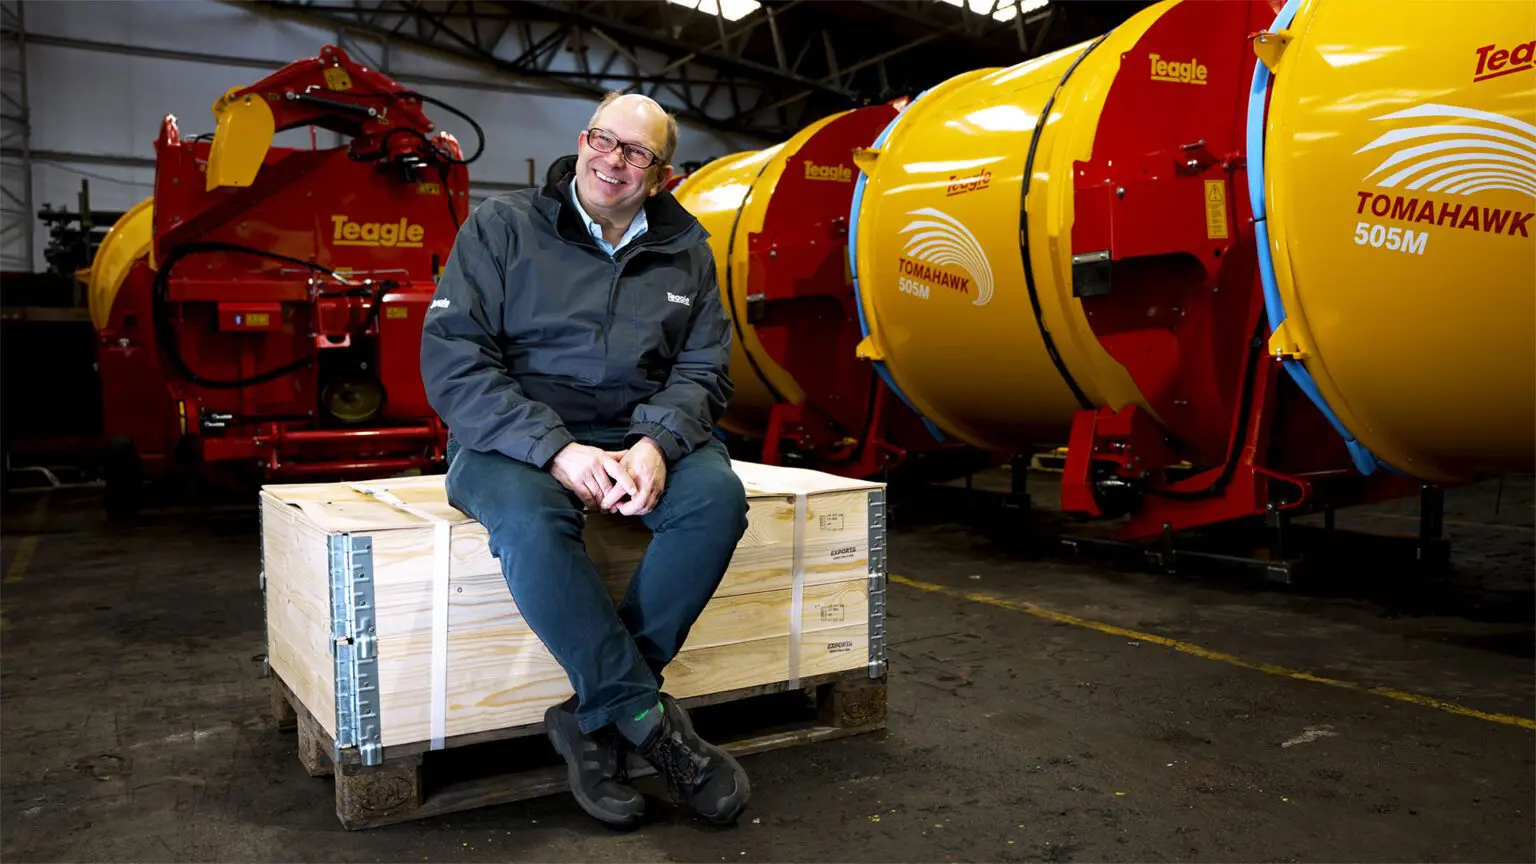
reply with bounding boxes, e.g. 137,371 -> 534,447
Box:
2,470 -> 1532,863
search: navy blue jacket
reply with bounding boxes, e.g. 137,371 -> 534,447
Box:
420,155 -> 733,468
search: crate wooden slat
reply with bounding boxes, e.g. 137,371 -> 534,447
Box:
259,459 -> 888,765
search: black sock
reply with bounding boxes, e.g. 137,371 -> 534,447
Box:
615,700 -> 664,748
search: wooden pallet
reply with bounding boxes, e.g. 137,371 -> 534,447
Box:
270,669 -> 887,830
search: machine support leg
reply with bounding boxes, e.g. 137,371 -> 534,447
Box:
1418,483 -> 1449,571
1152,523 -> 1177,574
1006,455 -> 1031,511
1265,507 -> 1295,584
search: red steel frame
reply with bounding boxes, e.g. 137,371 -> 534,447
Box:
1057,0 -> 1418,541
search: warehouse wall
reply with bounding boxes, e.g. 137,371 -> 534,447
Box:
4,0 -> 765,272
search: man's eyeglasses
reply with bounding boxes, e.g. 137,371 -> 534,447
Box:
585,127 -> 661,170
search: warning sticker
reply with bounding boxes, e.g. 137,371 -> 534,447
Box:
1205,180 -> 1229,240
324,67 -> 353,91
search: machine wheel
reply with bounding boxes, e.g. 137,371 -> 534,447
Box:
103,436 -> 144,520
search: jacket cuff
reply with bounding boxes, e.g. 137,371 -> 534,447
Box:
626,423 -> 684,464
526,424 -> 576,469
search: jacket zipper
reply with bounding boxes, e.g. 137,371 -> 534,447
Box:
602,252 -> 626,392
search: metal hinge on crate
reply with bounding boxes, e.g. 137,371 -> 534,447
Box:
329,533 -> 383,766
866,489 -> 887,678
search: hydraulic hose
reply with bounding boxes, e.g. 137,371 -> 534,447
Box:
152,240 -> 393,390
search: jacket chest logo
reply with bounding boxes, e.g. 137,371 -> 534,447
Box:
666,292 -> 692,306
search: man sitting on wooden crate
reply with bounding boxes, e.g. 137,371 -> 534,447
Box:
419,91 -> 752,829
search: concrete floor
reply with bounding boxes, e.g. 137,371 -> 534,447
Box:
2,471 -> 1532,863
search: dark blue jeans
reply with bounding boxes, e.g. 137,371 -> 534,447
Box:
445,424 -> 749,734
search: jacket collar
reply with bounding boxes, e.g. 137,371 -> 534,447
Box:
533,154 -> 706,254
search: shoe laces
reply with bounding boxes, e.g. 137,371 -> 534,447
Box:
645,726 -> 709,805
589,727 -> 630,784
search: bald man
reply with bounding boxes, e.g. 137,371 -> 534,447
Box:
421,92 -> 750,828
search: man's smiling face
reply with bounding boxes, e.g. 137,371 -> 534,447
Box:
574,95 -> 673,223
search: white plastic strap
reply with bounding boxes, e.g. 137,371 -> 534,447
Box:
426,519 -> 450,752
788,491 -> 806,689
351,484 -> 452,752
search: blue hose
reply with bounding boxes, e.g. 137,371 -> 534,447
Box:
848,90 -> 948,443
1245,0 -> 1382,475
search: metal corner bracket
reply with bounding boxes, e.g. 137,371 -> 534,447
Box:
329,533 -> 383,766
258,500 -> 270,679
866,488 -> 888,679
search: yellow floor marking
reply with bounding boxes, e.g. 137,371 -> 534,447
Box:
890,573 -> 1535,732
4,496 -> 48,584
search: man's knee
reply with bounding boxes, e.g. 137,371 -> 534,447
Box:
446,445 -> 581,541
663,449 -> 748,538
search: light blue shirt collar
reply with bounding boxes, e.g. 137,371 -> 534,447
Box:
569,179 -> 648,257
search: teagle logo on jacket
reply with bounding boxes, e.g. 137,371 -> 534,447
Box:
667,292 -> 692,306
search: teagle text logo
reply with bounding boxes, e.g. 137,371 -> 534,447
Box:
1149,53 -> 1207,85
1475,40 -> 1535,83
331,216 -> 425,248
946,169 -> 992,197
804,161 -> 853,182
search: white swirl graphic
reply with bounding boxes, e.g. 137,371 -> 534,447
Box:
898,207 -> 995,306
1355,102 -> 1536,198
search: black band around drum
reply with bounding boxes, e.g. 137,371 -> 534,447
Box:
1018,33 -> 1111,412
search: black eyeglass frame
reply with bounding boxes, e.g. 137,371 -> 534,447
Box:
584,127 -> 663,170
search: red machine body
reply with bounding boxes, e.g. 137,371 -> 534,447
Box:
748,105 -> 965,477
91,46 -> 473,503
679,103 -> 981,480
1057,0 -> 1420,539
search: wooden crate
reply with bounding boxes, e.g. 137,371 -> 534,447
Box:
258,459 -> 889,826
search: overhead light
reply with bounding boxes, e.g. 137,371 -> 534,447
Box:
664,0 -> 762,23
713,0 -> 762,20
935,0 -> 1048,24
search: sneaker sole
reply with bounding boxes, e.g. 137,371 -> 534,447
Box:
544,706 -> 645,829
658,695 -> 751,825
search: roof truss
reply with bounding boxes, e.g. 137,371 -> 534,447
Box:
242,0 -> 1081,140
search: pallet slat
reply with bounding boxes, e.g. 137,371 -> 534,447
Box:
273,670 -> 888,830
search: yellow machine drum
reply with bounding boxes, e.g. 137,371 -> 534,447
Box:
1254,0 -> 1536,482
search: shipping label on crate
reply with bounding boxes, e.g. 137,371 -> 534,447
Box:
708,486 -> 877,597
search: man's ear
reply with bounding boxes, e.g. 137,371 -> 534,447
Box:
650,164 -> 675,196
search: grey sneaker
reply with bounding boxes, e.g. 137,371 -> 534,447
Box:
545,697 -> 646,828
632,693 -> 750,825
